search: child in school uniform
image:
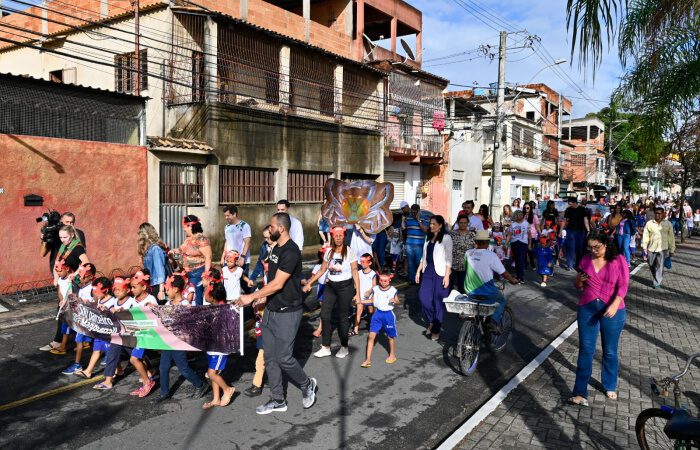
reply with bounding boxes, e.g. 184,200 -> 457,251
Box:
61,264 -> 98,375
79,278 -> 116,385
388,225 -> 403,274
50,260 -> 74,356
222,251 -> 254,301
351,253 -> 377,337
535,234 -> 556,287
360,274 -> 399,368
203,283 -> 237,409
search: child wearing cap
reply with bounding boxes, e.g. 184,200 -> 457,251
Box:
360,273 -> 399,368
535,234 -> 556,287
351,253 -> 377,337
222,250 -> 253,302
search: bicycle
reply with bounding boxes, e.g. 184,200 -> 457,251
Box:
635,352 -> 700,450
443,280 -> 514,375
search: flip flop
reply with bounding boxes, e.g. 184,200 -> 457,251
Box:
202,401 -> 219,410
568,396 -> 588,407
74,369 -> 92,379
606,391 -> 618,400
49,348 -> 66,355
93,382 -> 112,390
348,329 -> 358,337
139,381 -> 156,398
361,361 -> 372,368
385,357 -> 397,364
219,387 -> 236,407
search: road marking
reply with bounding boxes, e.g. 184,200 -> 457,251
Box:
630,262 -> 646,276
436,321 -> 579,450
0,374 -> 105,412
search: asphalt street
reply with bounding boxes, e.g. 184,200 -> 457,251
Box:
0,267 -> 582,450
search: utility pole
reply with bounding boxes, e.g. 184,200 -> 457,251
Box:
489,31 -> 507,218
557,93 -> 562,196
132,0 -> 140,95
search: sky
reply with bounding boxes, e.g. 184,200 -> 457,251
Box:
382,0 -> 625,118
1,0 -> 623,117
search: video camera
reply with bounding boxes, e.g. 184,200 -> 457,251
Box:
36,209 -> 62,244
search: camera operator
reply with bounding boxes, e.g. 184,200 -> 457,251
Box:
39,212 -> 86,273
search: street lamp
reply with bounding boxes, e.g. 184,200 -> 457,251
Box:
510,59 -> 567,105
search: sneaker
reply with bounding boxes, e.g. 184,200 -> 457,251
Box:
153,394 -> 171,404
100,358 -> 107,366
39,342 -> 60,352
61,363 -> 82,375
335,347 -> 349,359
302,377 -> 317,409
256,398 -> 288,415
540,282 -> 547,287
314,347 -> 332,358
244,385 -> 263,397
191,384 -> 210,399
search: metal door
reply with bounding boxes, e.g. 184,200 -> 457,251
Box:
160,204 -> 187,250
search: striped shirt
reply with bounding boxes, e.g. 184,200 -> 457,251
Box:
404,216 -> 426,246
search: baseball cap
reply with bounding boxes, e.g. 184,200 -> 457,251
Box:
399,201 -> 409,209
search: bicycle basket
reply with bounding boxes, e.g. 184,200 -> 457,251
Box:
443,295 -> 498,317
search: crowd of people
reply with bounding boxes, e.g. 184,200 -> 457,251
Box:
35,192 -> 693,414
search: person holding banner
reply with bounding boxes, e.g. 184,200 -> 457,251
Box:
236,212 -> 318,415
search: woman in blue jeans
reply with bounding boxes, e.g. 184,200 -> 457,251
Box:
569,231 -> 629,406
614,210 -> 636,267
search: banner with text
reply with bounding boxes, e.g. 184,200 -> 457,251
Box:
61,295 -> 243,354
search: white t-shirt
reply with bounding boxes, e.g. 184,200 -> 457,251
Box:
78,283 -> 93,302
389,226 -> 403,254
113,296 -> 137,311
510,221 -> 530,244
325,247 -> 357,282
223,265 -> 243,300
166,298 -> 191,306
370,285 -> 397,311
289,215 -> 304,251
134,294 -> 158,308
57,276 -> 72,300
311,263 -> 328,285
358,269 -> 376,299
97,296 -> 117,310
225,220 -> 252,263
350,228 -> 375,261
464,249 -> 506,294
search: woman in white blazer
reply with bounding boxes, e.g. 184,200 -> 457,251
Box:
416,215 -> 453,341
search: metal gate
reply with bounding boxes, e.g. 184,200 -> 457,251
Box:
160,204 -> 187,250
384,170 -> 405,209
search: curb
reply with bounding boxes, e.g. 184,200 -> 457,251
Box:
0,314 -> 55,331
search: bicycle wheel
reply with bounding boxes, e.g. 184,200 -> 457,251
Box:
486,306 -> 514,353
635,408 -> 675,450
457,319 -> 481,376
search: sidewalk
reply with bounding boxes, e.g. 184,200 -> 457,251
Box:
457,239 -> 700,449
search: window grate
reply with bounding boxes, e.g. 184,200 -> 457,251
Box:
220,166 -> 276,204
115,50 -> 148,94
287,171 -> 330,203
160,163 -> 205,205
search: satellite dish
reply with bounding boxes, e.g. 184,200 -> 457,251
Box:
400,38 -> 416,61
362,34 -> 376,60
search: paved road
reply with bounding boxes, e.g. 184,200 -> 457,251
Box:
457,239 -> 700,449
0,266 -> 584,450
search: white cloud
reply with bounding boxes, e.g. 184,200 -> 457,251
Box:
390,0 -> 625,117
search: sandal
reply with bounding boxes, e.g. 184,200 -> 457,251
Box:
606,391 -> 618,400
220,387 -> 236,407
139,381 -> 156,398
93,382 -> 112,390
385,357 -> 397,364
360,361 -> 372,368
202,401 -> 219,410
348,329 -> 358,338
49,348 -> 67,355
568,396 -> 589,406
74,369 -> 92,379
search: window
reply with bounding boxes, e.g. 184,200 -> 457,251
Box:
287,171 -> 330,203
220,166 -> 276,204
572,154 -> 586,166
192,51 -> 205,102
115,50 -> 148,93
452,170 -> 463,191
49,68 -> 76,84
160,163 -> 204,205
526,111 -> 535,121
290,49 -> 335,117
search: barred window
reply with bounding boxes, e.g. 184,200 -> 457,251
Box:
287,171 -> 330,203
220,166 -> 276,204
160,163 -> 204,205
115,50 -> 148,93
572,154 -> 587,166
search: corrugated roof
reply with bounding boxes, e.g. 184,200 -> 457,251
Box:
148,136 -> 214,151
0,72 -> 147,101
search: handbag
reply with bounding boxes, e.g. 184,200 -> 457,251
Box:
664,256 -> 672,270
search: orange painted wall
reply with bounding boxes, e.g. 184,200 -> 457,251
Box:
0,134 -> 148,289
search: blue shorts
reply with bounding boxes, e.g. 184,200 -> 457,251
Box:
317,283 -> 325,302
207,354 -> 228,371
369,310 -> 397,338
75,333 -> 92,343
60,322 -> 75,335
94,339 -> 111,352
391,254 -> 400,262
131,347 -> 145,359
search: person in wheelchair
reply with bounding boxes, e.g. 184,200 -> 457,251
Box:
464,230 -> 519,331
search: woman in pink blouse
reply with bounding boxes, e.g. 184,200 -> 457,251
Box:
569,231 -> 629,407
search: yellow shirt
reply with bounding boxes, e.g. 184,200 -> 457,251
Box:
642,220 -> 676,253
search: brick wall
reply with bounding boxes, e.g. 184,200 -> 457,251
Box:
0,134 -> 148,289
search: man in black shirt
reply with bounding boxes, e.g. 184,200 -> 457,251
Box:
237,212 -> 317,415
561,197 -> 590,270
